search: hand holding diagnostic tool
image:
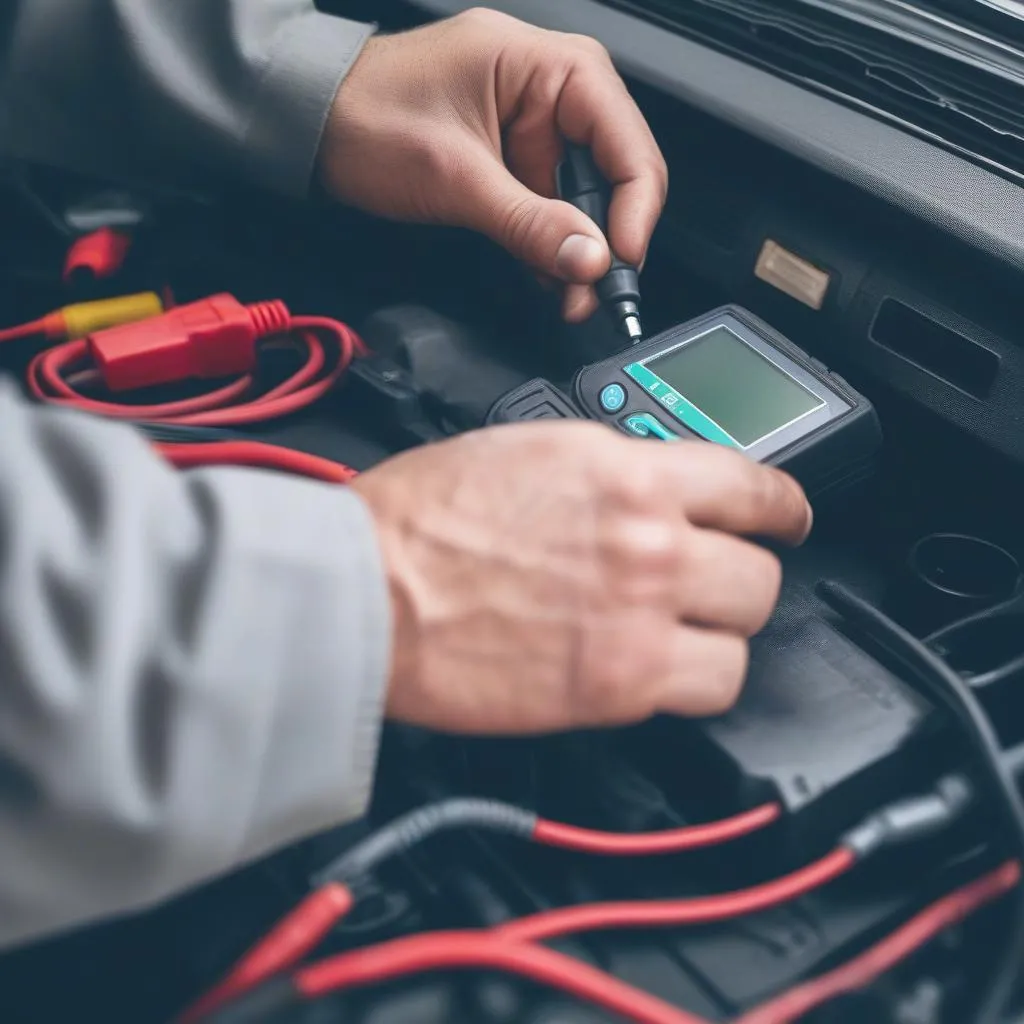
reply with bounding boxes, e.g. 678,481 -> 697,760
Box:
489,306 -> 882,499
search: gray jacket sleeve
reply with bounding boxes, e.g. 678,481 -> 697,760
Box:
0,1 -> 377,197
0,380 -> 391,949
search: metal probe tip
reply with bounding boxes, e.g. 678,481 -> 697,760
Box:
611,300 -> 643,343
624,315 -> 643,343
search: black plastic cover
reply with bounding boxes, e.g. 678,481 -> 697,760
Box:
485,377 -> 585,424
642,585 -> 940,849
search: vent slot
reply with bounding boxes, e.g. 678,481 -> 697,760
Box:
602,0 -> 1024,180
870,298 -> 999,399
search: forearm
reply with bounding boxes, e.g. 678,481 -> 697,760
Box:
0,381 -> 390,949
0,0 -> 376,196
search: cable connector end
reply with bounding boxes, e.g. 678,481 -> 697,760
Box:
88,294 -> 289,392
63,227 -> 132,283
624,313 -> 643,343
842,774 -> 975,860
607,299 -> 642,343
49,292 -> 165,341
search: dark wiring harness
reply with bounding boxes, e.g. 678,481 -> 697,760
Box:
818,581 -> 1024,1024
182,774 -> 988,1024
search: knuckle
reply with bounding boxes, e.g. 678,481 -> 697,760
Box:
765,466 -> 802,515
500,196 -> 543,257
457,7 -> 513,31
408,139 -> 458,189
603,517 -> 680,577
652,154 -> 670,200
568,32 -> 612,61
737,461 -> 784,521
573,619 -> 670,724
605,458 -> 663,511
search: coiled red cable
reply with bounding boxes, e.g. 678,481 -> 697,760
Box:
27,313 -> 364,427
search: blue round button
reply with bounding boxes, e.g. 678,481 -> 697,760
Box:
599,383 -> 627,413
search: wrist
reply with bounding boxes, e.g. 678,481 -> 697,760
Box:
315,35 -> 386,199
348,474 -> 418,723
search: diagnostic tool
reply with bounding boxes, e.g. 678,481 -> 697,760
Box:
488,306 -> 882,498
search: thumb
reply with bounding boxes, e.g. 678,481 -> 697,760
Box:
453,149 -> 611,283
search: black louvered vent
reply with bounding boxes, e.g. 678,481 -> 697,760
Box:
602,0 -> 1024,181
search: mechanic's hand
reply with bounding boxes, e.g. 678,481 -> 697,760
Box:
350,423 -> 812,734
318,8 -> 667,323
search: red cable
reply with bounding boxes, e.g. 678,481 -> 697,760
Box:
533,803 -> 782,855
289,861 -> 1018,1024
735,860 -> 1021,1024
27,313 -> 365,427
178,883 -> 355,1024
180,803 -> 779,1020
0,318 -> 45,344
495,848 -> 856,944
156,441 -> 358,484
295,932 -> 713,1024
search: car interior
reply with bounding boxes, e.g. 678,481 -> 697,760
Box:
3,0 -> 1024,1021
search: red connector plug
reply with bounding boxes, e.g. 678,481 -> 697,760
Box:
88,293 -> 290,391
27,292 -> 364,428
63,227 -> 132,282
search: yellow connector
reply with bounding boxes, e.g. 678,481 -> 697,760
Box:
47,292 -> 165,341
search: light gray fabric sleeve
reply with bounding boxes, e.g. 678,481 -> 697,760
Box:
0,1 -> 377,197
0,380 -> 391,949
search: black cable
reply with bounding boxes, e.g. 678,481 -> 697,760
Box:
1004,743 -> 1024,783
818,581 -> 1024,1024
134,422 -> 250,443
311,798 -> 537,888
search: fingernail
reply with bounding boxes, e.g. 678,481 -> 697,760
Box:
555,234 -> 606,281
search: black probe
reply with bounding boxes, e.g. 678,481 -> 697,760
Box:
557,143 -> 644,344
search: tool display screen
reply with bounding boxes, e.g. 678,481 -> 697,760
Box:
643,326 -> 825,447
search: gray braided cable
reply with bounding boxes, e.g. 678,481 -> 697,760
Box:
313,798 -> 538,887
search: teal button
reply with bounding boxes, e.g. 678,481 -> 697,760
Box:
599,383 -> 627,412
623,414 -> 679,441
624,362 -> 740,449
